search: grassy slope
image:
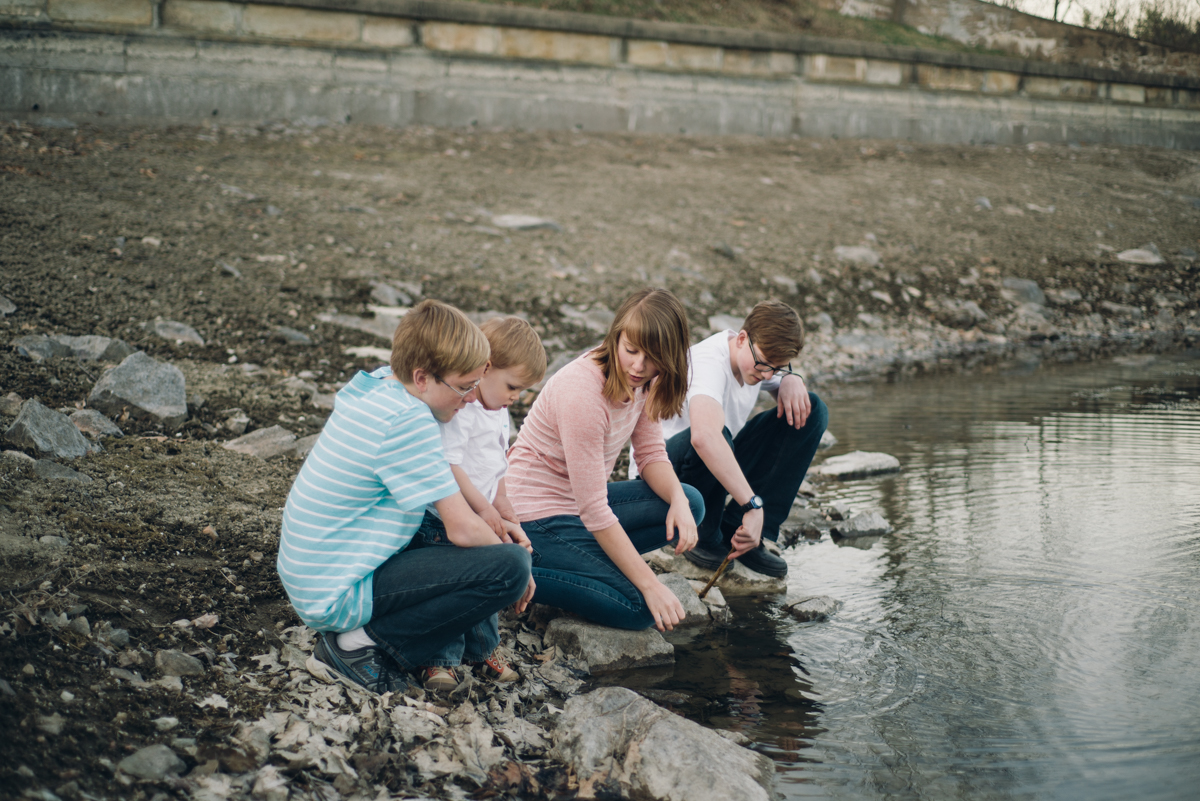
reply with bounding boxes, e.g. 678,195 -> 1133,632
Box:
469,0 -> 1000,54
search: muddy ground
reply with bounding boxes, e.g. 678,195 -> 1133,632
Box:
1,120 -> 1198,800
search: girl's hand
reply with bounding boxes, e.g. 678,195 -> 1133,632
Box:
515,574 -> 536,614
500,518 -> 533,555
666,495 -> 698,555
479,504 -> 506,538
640,581 -> 686,632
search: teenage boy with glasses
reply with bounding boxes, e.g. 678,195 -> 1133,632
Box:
636,300 -> 828,577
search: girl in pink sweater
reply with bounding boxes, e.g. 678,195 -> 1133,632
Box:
506,288 -> 704,631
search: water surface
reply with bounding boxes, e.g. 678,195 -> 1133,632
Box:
608,350 -> 1200,801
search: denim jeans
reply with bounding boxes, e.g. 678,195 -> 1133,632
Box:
362,513 -> 531,672
666,392 -> 828,548
523,479 -> 704,631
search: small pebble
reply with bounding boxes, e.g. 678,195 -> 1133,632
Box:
61,690 -> 75,702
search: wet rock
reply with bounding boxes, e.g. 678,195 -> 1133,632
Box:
554,687 -> 775,801
818,430 -> 837,451
88,352 -> 188,429
70,409 -> 123,439
1000,277 -> 1046,306
0,294 -> 14,316
4,399 -> 93,458
707,314 -> 743,333
832,511 -> 892,538
833,245 -> 881,267
0,392 -> 23,416
34,460 -> 92,482
1117,248 -> 1164,265
223,425 -> 297,459
657,572 -> 711,626
490,214 -> 561,231
156,649 -> 205,677
152,319 -> 204,346
559,304 -> 614,335
118,744 -> 186,780
644,547 -> 786,596
783,595 -> 841,622
272,326 -> 312,345
811,450 -> 901,479
686,580 -> 731,624
543,618 -> 674,674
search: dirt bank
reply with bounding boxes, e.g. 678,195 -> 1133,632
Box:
1,120 -> 1198,800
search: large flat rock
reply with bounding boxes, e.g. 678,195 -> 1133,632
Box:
554,687 -> 775,801
88,352 -> 188,429
223,425 -> 297,459
811,450 -> 901,480
543,618 -> 673,674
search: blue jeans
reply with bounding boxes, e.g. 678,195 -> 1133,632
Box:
362,514 -> 531,672
523,480 -> 704,631
666,392 -> 828,548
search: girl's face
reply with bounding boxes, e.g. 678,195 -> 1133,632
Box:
616,332 -> 661,390
476,364 -> 534,411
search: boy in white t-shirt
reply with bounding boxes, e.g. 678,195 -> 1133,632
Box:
655,300 -> 827,577
412,316 -> 547,690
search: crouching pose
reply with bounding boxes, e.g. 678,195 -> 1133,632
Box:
277,300 -> 534,694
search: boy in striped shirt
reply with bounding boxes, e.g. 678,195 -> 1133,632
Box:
277,300 -> 535,695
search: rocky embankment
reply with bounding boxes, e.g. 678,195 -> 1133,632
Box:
2,120 -> 1198,800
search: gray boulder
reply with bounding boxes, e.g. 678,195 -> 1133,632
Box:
818,430 -> 837,451
811,450 -> 900,479
156,649 -> 205,677
783,595 -> 842,622
1000,277 -> 1046,306
3,399 -> 93,458
272,326 -> 312,345
70,409 -> 123,439
12,335 -> 72,361
53,334 -> 135,361
554,687 -> 775,801
0,294 -> 14,316
223,425 -> 297,459
644,546 -> 787,596
34,460 -> 92,482
118,743 -> 186,781
88,352 -> 188,429
657,572 -> 712,626
543,618 -> 673,674
0,392 -> 23,416
831,511 -> 892,538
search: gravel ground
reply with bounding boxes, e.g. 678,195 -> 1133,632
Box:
1,119 -> 1198,800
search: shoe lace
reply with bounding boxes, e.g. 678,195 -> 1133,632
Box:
369,657 -> 399,694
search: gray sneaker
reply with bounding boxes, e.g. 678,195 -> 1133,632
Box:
307,631 -> 411,695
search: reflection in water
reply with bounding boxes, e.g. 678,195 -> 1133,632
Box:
603,352 -> 1200,801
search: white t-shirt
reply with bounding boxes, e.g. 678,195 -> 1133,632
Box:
631,330 -> 780,477
427,401 -> 510,518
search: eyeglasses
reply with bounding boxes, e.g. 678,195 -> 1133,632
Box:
436,376 -> 482,398
747,334 -> 804,380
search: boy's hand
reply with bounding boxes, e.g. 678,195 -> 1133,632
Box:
514,574 -> 536,614
500,518 -> 533,555
493,495 -> 519,523
479,504 -> 506,538
729,514 -> 762,559
776,373 -> 811,428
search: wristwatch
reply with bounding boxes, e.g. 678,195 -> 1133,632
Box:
739,495 -> 764,514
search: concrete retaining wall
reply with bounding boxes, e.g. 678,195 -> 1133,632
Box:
2,0 -> 1199,148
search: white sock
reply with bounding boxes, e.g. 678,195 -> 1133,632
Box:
336,627 -> 376,652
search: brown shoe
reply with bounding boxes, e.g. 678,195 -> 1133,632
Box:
421,665 -> 459,691
472,650 -> 518,683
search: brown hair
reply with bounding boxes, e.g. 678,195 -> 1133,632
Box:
391,299 -> 489,383
480,316 -> 547,383
743,300 -> 804,364
592,288 -> 689,422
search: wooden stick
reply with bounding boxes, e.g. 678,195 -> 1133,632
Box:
697,552 -> 734,600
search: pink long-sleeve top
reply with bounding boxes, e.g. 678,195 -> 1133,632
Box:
506,353 -> 670,531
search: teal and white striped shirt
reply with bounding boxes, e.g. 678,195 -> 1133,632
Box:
277,367 -> 456,631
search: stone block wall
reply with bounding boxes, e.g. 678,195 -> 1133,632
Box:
2,0 -> 1199,148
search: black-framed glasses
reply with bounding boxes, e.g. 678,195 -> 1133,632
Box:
747,334 -> 804,380
436,376 -> 482,398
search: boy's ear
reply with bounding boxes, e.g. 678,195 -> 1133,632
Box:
410,368 -> 433,393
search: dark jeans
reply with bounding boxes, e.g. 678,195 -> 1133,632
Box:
524,479 -> 704,631
363,514 -> 531,672
666,392 -> 828,547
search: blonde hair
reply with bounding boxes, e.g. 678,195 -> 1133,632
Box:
743,300 -> 804,364
480,316 -> 547,384
592,288 -> 689,422
391,299 -> 489,382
